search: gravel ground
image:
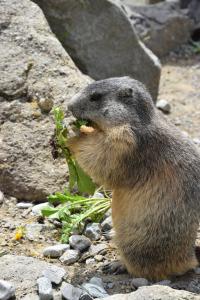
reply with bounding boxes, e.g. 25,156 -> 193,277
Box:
159,53 -> 200,139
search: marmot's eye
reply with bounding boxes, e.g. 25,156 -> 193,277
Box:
90,92 -> 102,102
119,88 -> 133,98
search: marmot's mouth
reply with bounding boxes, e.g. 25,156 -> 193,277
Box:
72,118 -> 92,128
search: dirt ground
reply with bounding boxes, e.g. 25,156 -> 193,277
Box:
159,54 -> 200,138
0,51 -> 200,296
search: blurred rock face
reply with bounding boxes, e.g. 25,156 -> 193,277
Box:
0,0 -> 91,201
124,1 -> 193,58
33,0 -> 161,101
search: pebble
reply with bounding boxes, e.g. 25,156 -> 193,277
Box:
32,203 -> 52,216
25,223 -> 45,241
42,265 -> 66,285
187,279 -> 200,293
82,277 -> 108,298
3,222 -> 15,230
17,202 -> 33,209
69,235 -> 91,252
92,191 -> 104,199
0,191 -> 4,204
131,278 -> 149,288
89,243 -> 108,256
101,216 -> 112,231
156,280 -> 171,286
38,98 -> 53,113
43,244 -> 70,258
94,254 -> 103,262
107,282 -> 114,289
193,138 -> 200,146
59,249 -> 80,265
37,277 -> 53,300
84,223 -> 101,241
156,99 -> 171,114
0,279 -> 15,300
61,282 -> 82,300
85,258 -> 95,265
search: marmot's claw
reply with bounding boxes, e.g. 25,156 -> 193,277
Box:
67,124 -> 80,139
102,261 -> 127,275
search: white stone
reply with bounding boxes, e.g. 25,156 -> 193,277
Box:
61,282 -> 82,300
156,99 -> 171,113
84,223 -> 101,241
0,280 -> 15,300
43,244 -> 70,258
59,249 -> 79,265
32,203 -> 52,216
37,277 -> 53,300
17,202 -> 33,209
42,265 -> 66,285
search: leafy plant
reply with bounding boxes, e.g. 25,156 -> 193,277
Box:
51,107 -> 96,194
44,107 -> 111,242
42,189 -> 111,243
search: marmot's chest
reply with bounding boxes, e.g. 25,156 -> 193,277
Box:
111,183 -> 167,236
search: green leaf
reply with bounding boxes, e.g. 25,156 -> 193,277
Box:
67,158 -> 77,190
48,212 -> 60,219
41,206 -> 59,217
75,160 -> 96,194
73,119 -> 89,129
53,107 -> 64,132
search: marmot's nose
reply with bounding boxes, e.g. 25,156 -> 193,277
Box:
67,92 -> 81,113
67,101 -> 74,113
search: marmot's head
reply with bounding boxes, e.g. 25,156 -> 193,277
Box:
68,77 -> 155,130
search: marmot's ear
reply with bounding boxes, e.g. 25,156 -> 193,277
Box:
119,88 -> 133,98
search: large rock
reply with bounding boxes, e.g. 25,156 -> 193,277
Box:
188,0 -> 200,24
99,285 -> 200,300
33,0 -> 161,101
0,255 -> 66,299
0,0 -> 91,201
125,1 -> 193,57
181,0 -> 200,23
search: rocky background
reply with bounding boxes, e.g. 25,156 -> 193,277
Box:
0,0 -> 200,299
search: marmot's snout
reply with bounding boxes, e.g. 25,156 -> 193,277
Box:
68,92 -> 84,119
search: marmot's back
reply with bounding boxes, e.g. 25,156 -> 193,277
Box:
67,76 -> 200,280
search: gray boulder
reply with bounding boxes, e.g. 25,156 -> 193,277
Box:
0,0 -> 91,201
125,1 -> 193,57
98,285 -> 200,299
33,0 -> 161,101
188,0 -> 200,25
180,0 -> 200,24
0,255 -> 66,299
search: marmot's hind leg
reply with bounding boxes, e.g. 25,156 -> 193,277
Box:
125,253 -> 198,281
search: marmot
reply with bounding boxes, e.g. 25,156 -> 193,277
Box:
67,77 -> 200,281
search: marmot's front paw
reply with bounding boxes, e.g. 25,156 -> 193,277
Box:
102,260 -> 127,275
68,125 -> 80,139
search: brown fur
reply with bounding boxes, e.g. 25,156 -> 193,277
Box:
68,119 -> 199,281
67,77 -> 200,281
